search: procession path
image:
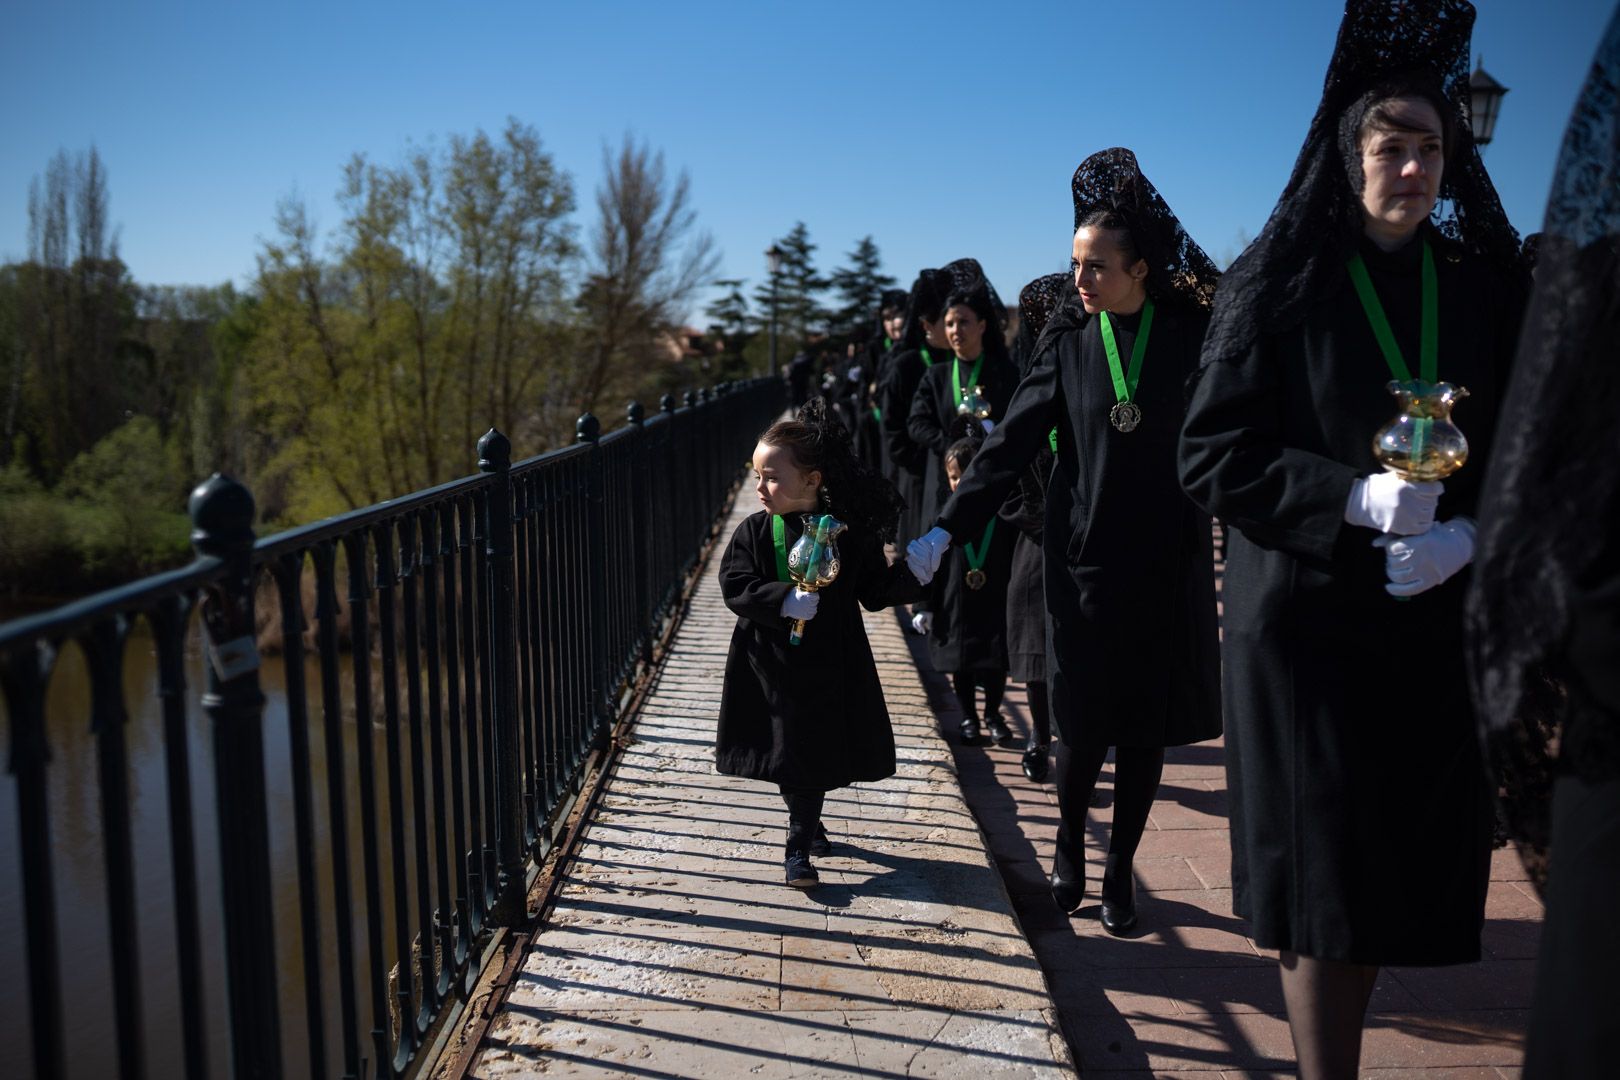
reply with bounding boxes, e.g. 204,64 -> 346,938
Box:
470,488 -> 1074,1078
934,526 -> 1541,1076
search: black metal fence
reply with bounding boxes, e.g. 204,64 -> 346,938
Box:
0,379 -> 784,1080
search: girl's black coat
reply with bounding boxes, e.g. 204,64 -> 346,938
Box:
1177,231 -> 1522,965
716,510 -> 923,788
938,304 -> 1221,750
906,353 -> 1021,534
918,508 -> 1018,673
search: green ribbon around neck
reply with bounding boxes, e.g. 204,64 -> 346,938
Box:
1346,239 -> 1438,384
771,514 -> 791,583
1097,299 -> 1155,406
951,354 -> 986,410
883,336 -> 893,351
920,346 -> 936,368
963,518 -> 997,575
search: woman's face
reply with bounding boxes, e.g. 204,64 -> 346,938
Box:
882,309 -> 906,341
1071,227 -> 1148,314
920,315 -> 951,349
943,304 -> 986,360
751,441 -> 820,515
1358,97 -> 1445,244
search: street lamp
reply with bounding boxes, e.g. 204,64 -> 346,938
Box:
1468,59 -> 1509,148
766,243 -> 783,380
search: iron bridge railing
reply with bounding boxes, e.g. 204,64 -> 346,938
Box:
0,378 -> 784,1080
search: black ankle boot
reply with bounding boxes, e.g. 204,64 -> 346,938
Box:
1099,855 -> 1138,935
1021,742 -> 1050,782
810,822 -> 832,857
1050,847 -> 1084,915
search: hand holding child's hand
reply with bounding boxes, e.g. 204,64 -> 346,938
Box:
906,527 -> 951,585
781,586 -> 820,621
911,611 -> 932,635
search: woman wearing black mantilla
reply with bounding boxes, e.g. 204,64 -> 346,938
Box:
909,149 -> 1223,936
1177,1 -> 1528,1074
1467,8 -> 1620,1074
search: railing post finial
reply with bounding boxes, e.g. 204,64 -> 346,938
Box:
576,413 -> 601,444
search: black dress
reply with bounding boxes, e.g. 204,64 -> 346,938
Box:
1178,229 -> 1523,965
906,352 -> 1021,535
917,507 -> 1017,674
938,303 -> 1222,750
715,510 -> 923,789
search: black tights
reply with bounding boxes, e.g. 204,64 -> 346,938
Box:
1052,737 -> 1165,877
951,670 -> 1006,720
1025,680 -> 1052,748
779,786 -> 825,855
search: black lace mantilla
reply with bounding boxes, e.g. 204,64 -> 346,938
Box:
1071,147 -> 1220,312
1467,4 -> 1620,891
1014,273 -> 1074,372
1200,0 -> 1525,370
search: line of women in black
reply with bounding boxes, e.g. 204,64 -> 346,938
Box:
899,1 -> 1568,1074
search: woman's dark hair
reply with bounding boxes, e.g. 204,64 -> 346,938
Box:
1353,73 -> 1458,156
940,277 -> 1012,365
1076,208 -> 1144,267
759,396 -> 905,542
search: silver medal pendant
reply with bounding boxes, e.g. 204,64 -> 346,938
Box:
1109,401 -> 1143,433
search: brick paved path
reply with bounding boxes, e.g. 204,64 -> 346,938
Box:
924,572 -> 1543,1076
472,491 -> 1074,1077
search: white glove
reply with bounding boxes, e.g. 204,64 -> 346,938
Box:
905,526 -> 952,585
1373,518 -> 1476,597
981,419 -> 995,434
911,611 -> 933,635
1345,472 -> 1444,535
781,586 -> 820,621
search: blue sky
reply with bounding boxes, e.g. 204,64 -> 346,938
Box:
1,1 -> 1611,319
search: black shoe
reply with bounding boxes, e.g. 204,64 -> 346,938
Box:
985,715 -> 1013,745
1021,743 -> 1050,783
958,715 -> 982,745
785,850 -> 819,888
1099,862 -> 1138,935
1050,850 -> 1084,915
810,823 -> 832,858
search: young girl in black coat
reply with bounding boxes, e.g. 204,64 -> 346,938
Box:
715,398 -> 923,887
911,429 -> 1017,747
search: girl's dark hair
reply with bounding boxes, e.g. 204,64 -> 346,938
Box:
944,436 -> 980,474
1076,208 -> 1144,267
759,396 -> 905,542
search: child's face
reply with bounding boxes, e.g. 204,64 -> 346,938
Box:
946,457 -> 963,492
752,441 -> 821,515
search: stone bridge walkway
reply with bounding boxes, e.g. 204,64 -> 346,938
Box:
469,487 -> 1541,1078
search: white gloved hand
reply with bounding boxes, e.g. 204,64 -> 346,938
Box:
911,611 -> 933,635
1372,517 -> 1476,597
905,526 -> 952,585
981,419 -> 995,434
781,586 -> 820,621
1345,472 -> 1444,535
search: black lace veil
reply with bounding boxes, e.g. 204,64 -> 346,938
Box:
1200,0 -> 1526,370
1071,147 -> 1221,312
1014,273 -> 1074,373
1466,5 -> 1620,888
898,268 -> 951,351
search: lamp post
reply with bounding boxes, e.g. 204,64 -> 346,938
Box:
1468,58 -> 1509,148
766,243 -> 783,380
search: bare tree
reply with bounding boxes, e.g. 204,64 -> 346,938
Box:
572,135 -> 719,417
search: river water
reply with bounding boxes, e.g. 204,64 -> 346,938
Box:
0,613 -> 437,1078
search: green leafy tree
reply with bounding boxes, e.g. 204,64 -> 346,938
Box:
753,222 -> 828,362
829,236 -> 895,339
704,278 -> 756,380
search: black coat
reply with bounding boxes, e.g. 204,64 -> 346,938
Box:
879,345 -> 943,546
917,507 -> 1017,673
1001,450 -> 1052,683
1178,232 -> 1523,965
938,303 -> 1222,750
851,338 -> 890,472
716,510 -> 923,789
907,352 -> 1021,533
